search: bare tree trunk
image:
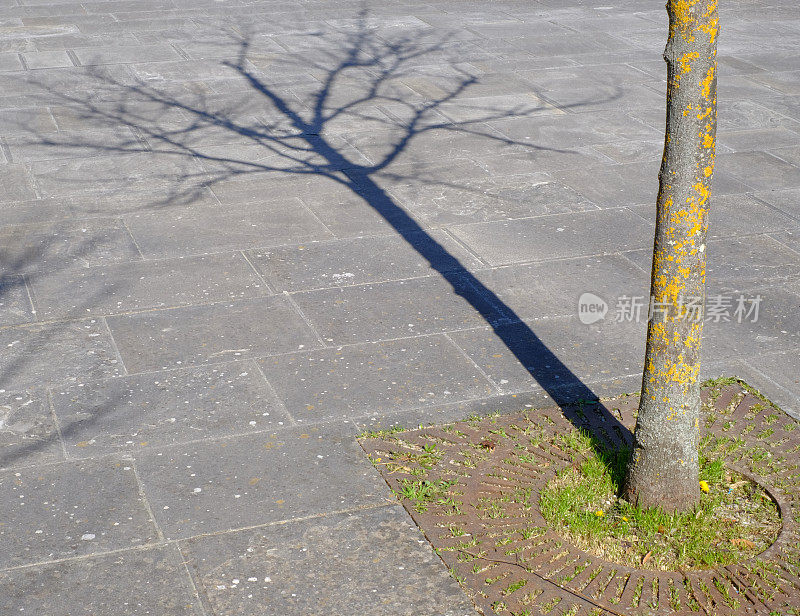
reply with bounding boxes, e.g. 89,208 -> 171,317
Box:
623,0 -> 719,511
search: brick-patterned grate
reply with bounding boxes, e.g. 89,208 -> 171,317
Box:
361,381 -> 800,616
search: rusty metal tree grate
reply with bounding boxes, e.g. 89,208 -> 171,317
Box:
360,381 -> 800,616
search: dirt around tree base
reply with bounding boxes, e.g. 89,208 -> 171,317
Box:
360,379 -> 800,616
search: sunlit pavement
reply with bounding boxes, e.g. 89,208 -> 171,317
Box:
0,0 -> 798,613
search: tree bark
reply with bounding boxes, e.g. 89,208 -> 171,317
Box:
623,0 -> 719,511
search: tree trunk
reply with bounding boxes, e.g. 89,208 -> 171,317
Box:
623,0 -> 719,511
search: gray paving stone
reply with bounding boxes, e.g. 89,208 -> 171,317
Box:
0,219 -> 141,275
51,362 -> 292,457
347,128 -> 520,169
718,128 -> 800,153
402,69 -> 531,101
125,198 -> 333,258
258,335 -> 494,422
748,70 -> 800,95
0,319 -> 123,390
130,58 -> 247,83
5,127 -> 140,162
30,153 -> 204,200
590,139 -> 664,164
508,31 -> 632,58
737,50 -> 800,73
76,16 -> 195,35
389,173 -> 599,226
0,456 -> 159,568
176,37 -> 285,60
72,43 -> 182,65
0,107 -> 59,137
455,144 -> 614,176
180,505 -> 476,616
246,231 -> 481,292
488,110 -> 662,149
721,99 -> 800,132
769,145 -> 800,168
469,254 -> 650,320
771,229 -> 800,256
447,316 -> 646,395
290,275 -> 503,345
701,286 -> 800,359
0,275 -> 34,326
0,52 -> 23,71
0,545 -> 203,615
0,388 -> 64,471
717,151 -> 800,191
106,296 -> 322,373
0,65 -> 139,103
741,353 -> 800,420
29,252 -> 269,319
134,426 -> 387,539
755,187 -> 800,220
0,198 -> 73,229
211,175 -> 418,239
449,208 -> 652,266
21,49 -> 73,69
27,32 -> 141,50
438,93 -> 561,123
554,160 -> 747,208
546,82 -> 665,114
716,76 -> 781,104
0,164 -> 37,203
757,93 -> 800,125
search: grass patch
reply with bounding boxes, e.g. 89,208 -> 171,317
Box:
539,439 -> 782,570
396,478 -> 457,512
358,425 -> 406,439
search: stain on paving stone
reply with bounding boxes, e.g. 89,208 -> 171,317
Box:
0,275 -> 35,327
181,505 -> 477,616
0,388 -> 63,471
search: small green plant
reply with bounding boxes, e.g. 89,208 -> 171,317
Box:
539,438 -> 782,570
395,478 -> 456,512
358,425 -> 405,439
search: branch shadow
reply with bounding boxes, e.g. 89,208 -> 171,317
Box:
3,13 -> 636,467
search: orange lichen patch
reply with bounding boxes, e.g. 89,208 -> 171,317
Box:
697,105 -> 713,120
679,51 -> 700,74
700,65 -> 716,100
692,181 -> 710,207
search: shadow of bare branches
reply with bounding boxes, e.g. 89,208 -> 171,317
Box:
2,12 -> 634,467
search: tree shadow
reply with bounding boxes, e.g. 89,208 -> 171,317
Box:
4,13 -> 637,466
